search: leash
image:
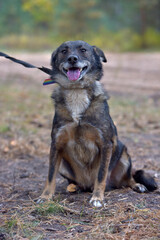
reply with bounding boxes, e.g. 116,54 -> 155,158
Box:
0,52 -> 55,85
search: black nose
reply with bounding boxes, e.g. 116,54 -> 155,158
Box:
67,55 -> 78,64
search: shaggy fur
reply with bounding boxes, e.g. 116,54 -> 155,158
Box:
38,41 -> 157,207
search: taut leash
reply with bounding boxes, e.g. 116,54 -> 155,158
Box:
0,52 -> 55,85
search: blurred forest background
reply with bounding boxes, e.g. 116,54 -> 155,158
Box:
0,0 -> 160,51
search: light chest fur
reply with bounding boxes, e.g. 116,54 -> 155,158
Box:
64,89 -> 90,122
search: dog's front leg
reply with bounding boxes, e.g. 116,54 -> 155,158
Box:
90,142 -> 112,207
37,142 -> 61,203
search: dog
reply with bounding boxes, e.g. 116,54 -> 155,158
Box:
38,40 -> 157,207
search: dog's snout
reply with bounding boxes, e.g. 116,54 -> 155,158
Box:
68,55 -> 78,64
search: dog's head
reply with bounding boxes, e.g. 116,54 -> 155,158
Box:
51,40 -> 106,88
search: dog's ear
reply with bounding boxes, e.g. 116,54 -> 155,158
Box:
93,46 -> 107,63
51,48 -> 58,66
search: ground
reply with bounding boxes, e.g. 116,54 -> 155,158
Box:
0,52 -> 160,240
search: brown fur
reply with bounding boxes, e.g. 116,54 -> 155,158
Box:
38,41 -> 157,207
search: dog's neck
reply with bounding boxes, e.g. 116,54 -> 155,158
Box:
52,81 -> 106,123
62,81 -> 104,123
64,88 -> 90,123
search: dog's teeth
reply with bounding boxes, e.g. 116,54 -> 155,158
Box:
79,69 -> 82,72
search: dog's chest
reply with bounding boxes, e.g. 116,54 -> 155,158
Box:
64,89 -> 90,122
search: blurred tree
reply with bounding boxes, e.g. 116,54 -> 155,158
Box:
98,0 -> 138,31
98,0 -> 160,32
0,0 -> 32,34
22,0 -> 58,30
97,0 -> 160,48
135,0 -> 160,47
57,0 -> 102,38
0,0 -> 159,50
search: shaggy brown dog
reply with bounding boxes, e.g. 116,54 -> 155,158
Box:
38,40 -> 157,207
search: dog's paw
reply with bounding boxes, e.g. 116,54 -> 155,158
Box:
35,198 -> 46,204
67,183 -> 78,193
35,194 -> 54,204
133,183 -> 148,193
89,197 -> 103,208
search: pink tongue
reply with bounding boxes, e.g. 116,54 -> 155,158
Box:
67,68 -> 80,81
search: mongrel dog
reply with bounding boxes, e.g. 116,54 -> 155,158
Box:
38,40 -> 157,207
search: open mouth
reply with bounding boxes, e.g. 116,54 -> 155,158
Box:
63,66 -> 88,81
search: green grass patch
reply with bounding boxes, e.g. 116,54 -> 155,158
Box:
0,124 -> 10,133
35,201 -> 64,216
5,218 -> 18,230
134,200 -> 147,210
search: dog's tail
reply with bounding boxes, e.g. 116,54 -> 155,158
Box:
133,170 -> 158,191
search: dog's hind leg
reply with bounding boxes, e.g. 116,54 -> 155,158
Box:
59,158 -> 76,183
108,145 -> 133,189
109,145 -> 157,193
131,170 -> 158,192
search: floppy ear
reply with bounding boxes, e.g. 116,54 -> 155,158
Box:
50,48 -> 58,66
93,46 -> 107,63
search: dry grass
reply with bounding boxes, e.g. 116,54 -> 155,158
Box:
0,53 -> 160,240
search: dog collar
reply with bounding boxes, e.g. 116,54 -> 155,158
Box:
43,78 -> 55,85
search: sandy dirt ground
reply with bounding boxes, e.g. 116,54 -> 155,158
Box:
0,52 -> 160,240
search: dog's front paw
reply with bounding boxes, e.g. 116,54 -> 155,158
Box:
89,196 -> 103,208
36,198 -> 46,204
35,193 -> 54,204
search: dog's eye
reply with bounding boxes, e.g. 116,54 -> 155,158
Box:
61,49 -> 67,54
80,48 -> 86,53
